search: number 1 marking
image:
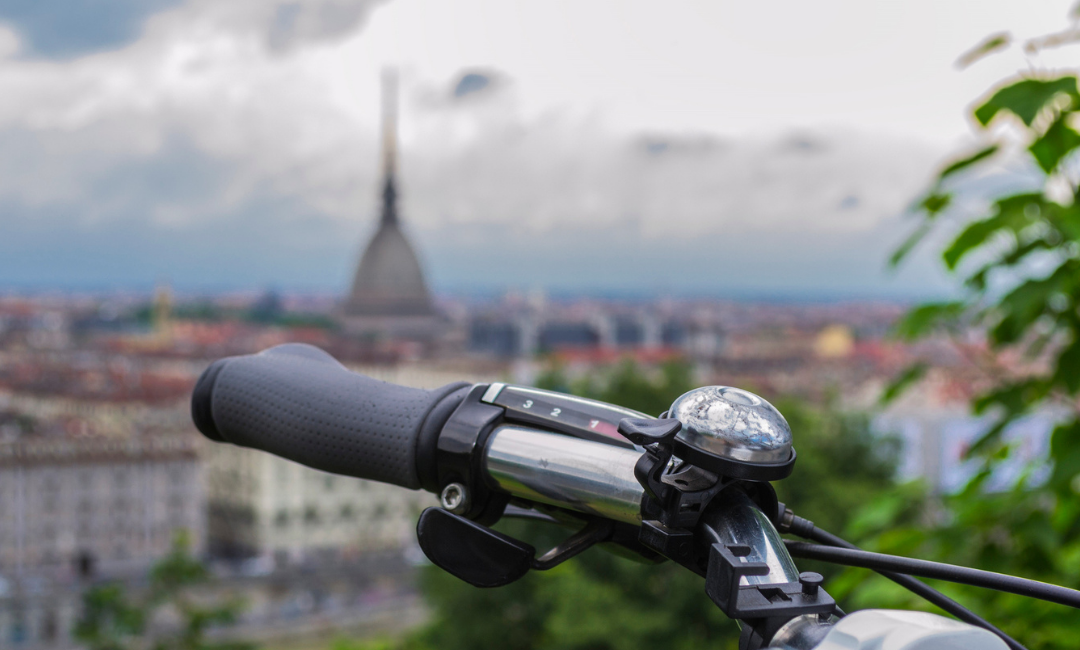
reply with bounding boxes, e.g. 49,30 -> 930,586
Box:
589,419 -> 600,429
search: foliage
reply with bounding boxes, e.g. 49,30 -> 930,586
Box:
891,57 -> 1080,480
76,583 -> 147,650
397,359 -> 898,650
880,12 -> 1080,648
75,532 -> 253,650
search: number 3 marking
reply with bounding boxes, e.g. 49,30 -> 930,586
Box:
523,400 -> 533,409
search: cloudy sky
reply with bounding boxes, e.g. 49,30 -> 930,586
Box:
0,0 -> 1076,298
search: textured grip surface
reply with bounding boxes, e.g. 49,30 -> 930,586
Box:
198,343 -> 465,490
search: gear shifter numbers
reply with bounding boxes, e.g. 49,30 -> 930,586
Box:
482,383 -> 646,448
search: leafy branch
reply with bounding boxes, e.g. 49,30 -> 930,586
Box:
890,24 -> 1080,496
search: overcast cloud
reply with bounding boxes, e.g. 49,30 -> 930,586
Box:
0,0 -> 1071,297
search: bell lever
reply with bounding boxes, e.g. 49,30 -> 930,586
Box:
416,507 -> 614,588
617,417 -> 682,446
617,417 -> 683,503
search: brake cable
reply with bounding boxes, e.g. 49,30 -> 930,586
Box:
778,506 -> 1026,650
784,540 -> 1080,609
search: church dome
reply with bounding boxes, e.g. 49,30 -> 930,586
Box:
344,218 -> 433,317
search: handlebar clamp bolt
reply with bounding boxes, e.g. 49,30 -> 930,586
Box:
440,483 -> 470,515
799,571 -> 824,596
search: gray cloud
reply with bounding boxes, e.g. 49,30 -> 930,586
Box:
398,112 -> 951,298
0,0 -> 387,60
266,0 -> 388,53
0,0 -> 182,59
0,106 -> 952,298
453,72 -> 492,99
0,6 -> 956,299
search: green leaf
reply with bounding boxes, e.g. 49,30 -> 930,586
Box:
889,221 -> 932,268
974,76 -> 1078,127
964,237 -> 1055,291
1049,419 -> 1080,492
944,218 -> 1004,270
938,144 -> 999,181
942,193 -> 1042,269
893,302 -> 965,340
989,261 -> 1076,344
1030,114 -> 1080,172
957,32 -> 1011,68
879,363 -> 928,404
966,418 -> 1013,457
921,192 -> 952,215
1051,201 -> 1080,240
1053,331 -> 1080,394
972,378 -> 1049,416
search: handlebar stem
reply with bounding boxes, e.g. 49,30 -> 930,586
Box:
700,490 -> 801,585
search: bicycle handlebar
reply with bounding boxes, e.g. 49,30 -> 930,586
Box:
190,344 -> 1014,650
191,343 -> 469,489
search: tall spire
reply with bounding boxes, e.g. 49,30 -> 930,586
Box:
380,68 -> 399,226
342,66 -> 434,325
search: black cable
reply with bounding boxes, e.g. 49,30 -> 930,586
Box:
785,541 -> 1080,609
794,521 -> 1025,650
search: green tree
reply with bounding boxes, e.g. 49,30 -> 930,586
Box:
75,532 -> 254,650
873,11 -> 1080,648
400,360 -> 898,650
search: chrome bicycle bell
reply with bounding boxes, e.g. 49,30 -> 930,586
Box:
667,386 -> 796,481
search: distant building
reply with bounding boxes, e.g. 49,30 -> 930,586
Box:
814,324 -> 855,359
467,303 -> 719,360
0,387 -> 205,579
0,431 -> 203,649
0,434 -> 203,575
341,71 -> 440,341
205,446 -> 423,562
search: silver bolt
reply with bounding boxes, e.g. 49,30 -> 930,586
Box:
440,482 -> 469,514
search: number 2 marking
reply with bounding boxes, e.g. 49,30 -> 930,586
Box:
551,407 -> 561,417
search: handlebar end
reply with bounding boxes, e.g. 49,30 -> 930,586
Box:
191,358 -> 229,442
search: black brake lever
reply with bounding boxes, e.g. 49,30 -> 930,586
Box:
416,507 -> 614,588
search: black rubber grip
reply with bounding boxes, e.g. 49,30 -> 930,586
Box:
191,343 -> 469,490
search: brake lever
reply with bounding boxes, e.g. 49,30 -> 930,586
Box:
416,507 -> 614,587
